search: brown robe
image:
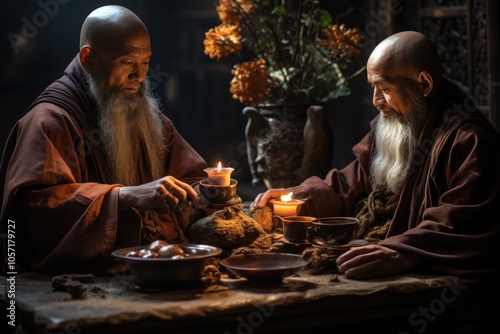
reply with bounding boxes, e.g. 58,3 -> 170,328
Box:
0,56 -> 208,273
290,78 -> 500,279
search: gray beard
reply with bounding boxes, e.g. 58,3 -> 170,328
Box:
369,93 -> 428,194
86,74 -> 166,186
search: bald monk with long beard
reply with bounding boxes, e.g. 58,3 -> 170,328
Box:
0,5 -> 208,273
252,31 -> 500,280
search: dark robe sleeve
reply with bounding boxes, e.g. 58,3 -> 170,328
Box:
2,103 -> 140,271
1,104 -> 209,273
289,130 -> 373,218
381,124 -> 500,277
0,103 -> 139,273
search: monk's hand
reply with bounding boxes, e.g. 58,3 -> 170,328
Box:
118,176 -> 201,214
336,244 -> 422,279
250,188 -> 290,212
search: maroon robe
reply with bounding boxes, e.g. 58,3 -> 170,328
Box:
290,78 -> 500,278
0,56 -> 208,273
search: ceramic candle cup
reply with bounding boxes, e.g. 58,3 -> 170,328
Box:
203,167 -> 234,186
270,199 -> 304,217
307,217 -> 359,247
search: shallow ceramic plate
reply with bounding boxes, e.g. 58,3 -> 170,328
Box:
112,244 -> 222,289
220,253 -> 311,283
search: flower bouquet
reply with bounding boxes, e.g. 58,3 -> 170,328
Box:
203,0 -> 365,107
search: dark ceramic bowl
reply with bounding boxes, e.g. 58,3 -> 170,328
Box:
307,217 -> 359,247
199,178 -> 238,204
112,244 -> 222,289
220,253 -> 311,283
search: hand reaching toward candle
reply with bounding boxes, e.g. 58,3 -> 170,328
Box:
118,176 -> 202,214
250,188 -> 291,212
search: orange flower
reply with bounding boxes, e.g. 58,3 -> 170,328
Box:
320,24 -> 364,59
230,58 -> 270,105
217,0 -> 256,24
203,24 -> 242,60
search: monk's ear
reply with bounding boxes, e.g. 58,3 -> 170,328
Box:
79,46 -> 92,73
418,71 -> 434,97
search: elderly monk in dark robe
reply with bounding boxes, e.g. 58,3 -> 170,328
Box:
252,31 -> 500,280
0,5 -> 208,273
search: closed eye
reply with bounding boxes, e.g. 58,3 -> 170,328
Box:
368,83 -> 389,93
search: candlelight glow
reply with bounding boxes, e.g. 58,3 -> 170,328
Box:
281,192 -> 293,202
204,162 -> 234,186
270,193 -> 304,217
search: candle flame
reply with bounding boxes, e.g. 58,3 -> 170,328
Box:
281,192 -> 293,202
217,161 -> 222,172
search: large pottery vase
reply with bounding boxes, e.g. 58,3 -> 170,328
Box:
243,104 -> 333,189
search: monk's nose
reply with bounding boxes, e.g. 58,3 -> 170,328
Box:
372,87 -> 385,107
130,63 -> 148,83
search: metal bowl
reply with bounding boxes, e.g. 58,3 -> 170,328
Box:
220,253 -> 311,283
112,244 -> 222,289
199,178 -> 238,204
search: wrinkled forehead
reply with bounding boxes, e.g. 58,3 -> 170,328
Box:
104,30 -> 151,58
88,26 -> 151,61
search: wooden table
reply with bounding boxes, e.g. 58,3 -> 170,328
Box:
2,270 -> 498,334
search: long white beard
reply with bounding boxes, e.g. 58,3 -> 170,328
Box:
370,115 -> 415,193
87,74 -> 166,185
369,94 -> 429,194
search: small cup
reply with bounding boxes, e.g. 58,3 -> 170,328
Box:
307,217 -> 359,247
275,216 -> 316,243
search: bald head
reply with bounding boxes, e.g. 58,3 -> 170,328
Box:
78,5 -> 152,95
368,31 -> 442,84
79,5 -> 149,53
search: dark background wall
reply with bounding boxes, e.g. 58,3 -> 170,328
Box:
0,0 -> 410,200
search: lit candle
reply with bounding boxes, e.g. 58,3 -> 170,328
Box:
270,192 -> 304,217
204,162 -> 234,186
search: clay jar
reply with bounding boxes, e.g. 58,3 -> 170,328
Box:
275,216 -> 316,243
307,217 -> 359,247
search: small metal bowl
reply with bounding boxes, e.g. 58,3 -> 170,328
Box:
112,244 -> 222,289
199,178 -> 238,204
220,253 -> 311,283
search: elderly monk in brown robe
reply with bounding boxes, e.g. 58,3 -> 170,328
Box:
0,5 -> 208,273
252,31 -> 500,280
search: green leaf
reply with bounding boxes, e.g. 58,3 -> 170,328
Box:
271,5 -> 286,15
318,9 -> 332,28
